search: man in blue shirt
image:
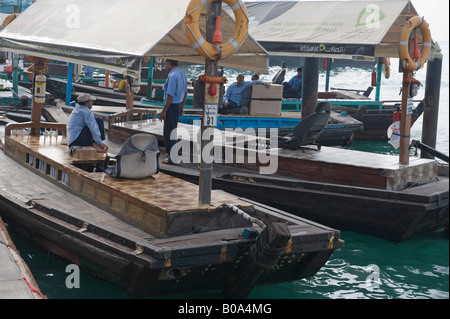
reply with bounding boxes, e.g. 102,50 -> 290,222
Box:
221,74 -> 266,114
282,67 -> 303,97
67,93 -> 108,153
223,74 -> 251,110
160,59 -> 187,164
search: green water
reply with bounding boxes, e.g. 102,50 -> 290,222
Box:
4,42 -> 449,301
9,229 -> 449,299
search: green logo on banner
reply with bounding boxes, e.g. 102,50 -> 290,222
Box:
355,5 -> 385,28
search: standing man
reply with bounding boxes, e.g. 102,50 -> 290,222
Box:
67,93 -> 108,153
159,59 -> 187,164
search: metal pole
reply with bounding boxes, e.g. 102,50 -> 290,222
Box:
66,63 -> 74,105
325,58 -> 331,92
146,57 -> 154,99
375,58 -> 382,101
199,2 -> 221,205
12,53 -> 19,96
421,44 -> 443,159
399,70 -> 413,165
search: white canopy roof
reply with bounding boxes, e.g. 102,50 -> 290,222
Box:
0,0 -> 269,75
243,0 -> 433,60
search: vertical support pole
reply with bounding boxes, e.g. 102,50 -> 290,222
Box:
399,70 -> 412,165
31,57 -> 46,136
125,76 -> 134,110
147,57 -> 154,99
421,46 -> 442,159
12,53 -> 19,96
375,58 -> 382,101
105,70 -> 110,88
66,63 -> 74,105
325,58 -> 331,92
301,57 -> 319,118
199,2 -> 221,206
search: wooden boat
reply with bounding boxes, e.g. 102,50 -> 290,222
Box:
282,95 -> 424,141
0,120 -> 344,298
32,76 -> 363,147
107,109 -> 449,242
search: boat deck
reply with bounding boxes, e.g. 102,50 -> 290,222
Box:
4,130 -> 253,237
108,118 -> 438,191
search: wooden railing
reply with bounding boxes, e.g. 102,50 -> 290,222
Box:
5,122 -> 67,137
108,109 -> 158,127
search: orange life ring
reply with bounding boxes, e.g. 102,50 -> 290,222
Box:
184,0 -> 249,60
399,16 -> 432,71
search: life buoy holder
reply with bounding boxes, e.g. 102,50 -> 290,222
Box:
184,0 -> 249,60
198,74 -> 228,85
399,16 -> 432,71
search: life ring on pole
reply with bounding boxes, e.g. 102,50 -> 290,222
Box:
399,16 -> 432,71
381,57 -> 390,79
184,0 -> 249,60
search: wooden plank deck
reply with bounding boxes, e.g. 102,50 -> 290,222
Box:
4,129 -> 254,237
108,118 -> 438,191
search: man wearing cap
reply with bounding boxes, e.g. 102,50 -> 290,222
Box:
67,93 -> 109,153
159,59 -> 187,164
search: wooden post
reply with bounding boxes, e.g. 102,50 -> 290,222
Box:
222,222 -> 291,298
125,76 -> 134,110
301,57 -> 319,118
198,2 -> 221,206
30,57 -> 47,136
421,44 -> 443,159
399,70 -> 413,165
105,70 -> 110,88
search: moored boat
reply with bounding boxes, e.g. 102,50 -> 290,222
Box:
0,121 -> 344,297
107,109 -> 449,242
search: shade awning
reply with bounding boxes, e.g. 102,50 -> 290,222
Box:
243,0 -> 433,60
0,0 -> 269,75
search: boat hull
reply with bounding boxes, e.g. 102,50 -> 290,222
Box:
161,168 -> 449,243
0,196 -> 336,296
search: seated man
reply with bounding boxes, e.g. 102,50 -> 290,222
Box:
67,93 -> 109,153
282,67 -> 302,98
220,73 -> 265,114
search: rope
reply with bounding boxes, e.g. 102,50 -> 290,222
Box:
23,277 -> 47,299
223,204 -> 266,230
250,225 -> 286,269
392,132 -> 410,138
223,204 -> 290,269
